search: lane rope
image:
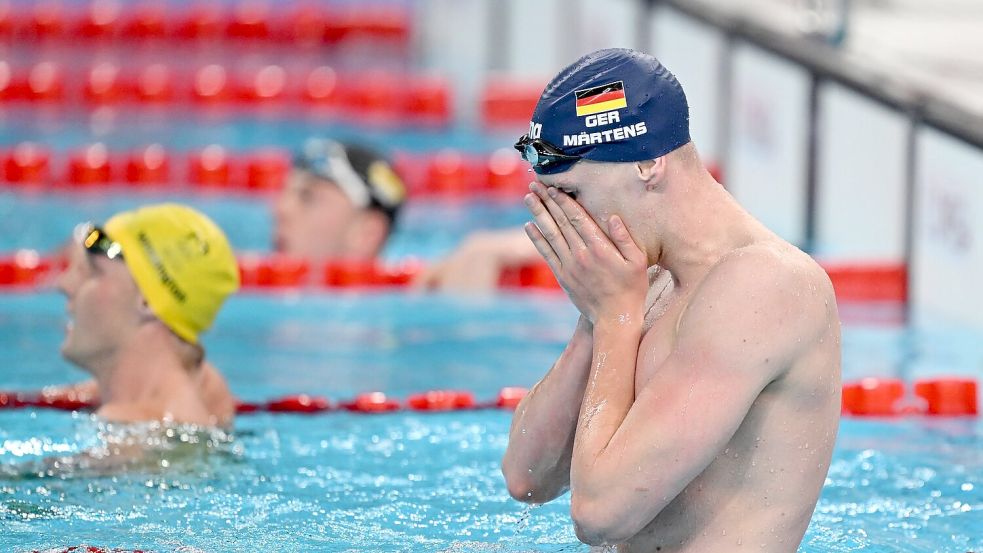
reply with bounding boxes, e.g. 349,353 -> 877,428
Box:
1,379 -> 978,417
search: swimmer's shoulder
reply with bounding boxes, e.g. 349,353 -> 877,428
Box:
691,241 -> 834,341
95,402 -> 161,424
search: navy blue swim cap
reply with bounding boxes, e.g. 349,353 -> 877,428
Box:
519,48 -> 690,175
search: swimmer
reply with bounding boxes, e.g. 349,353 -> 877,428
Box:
413,227 -> 541,293
55,204 -> 240,428
273,138 -> 407,263
501,48 -> 841,552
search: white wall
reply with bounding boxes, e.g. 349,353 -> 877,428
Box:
571,0 -> 643,58
911,127 -> 983,331
504,0 -> 566,78
815,82 -> 909,261
416,0 -> 493,124
649,5 -> 727,165
727,43 -> 812,245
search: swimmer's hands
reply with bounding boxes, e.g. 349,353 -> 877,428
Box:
524,182 -> 648,324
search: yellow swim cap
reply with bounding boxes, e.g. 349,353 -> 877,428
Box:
104,203 -> 240,344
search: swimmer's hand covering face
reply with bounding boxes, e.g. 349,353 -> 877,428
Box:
523,181 -> 648,325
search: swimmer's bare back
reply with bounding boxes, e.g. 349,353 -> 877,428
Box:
505,241 -> 841,552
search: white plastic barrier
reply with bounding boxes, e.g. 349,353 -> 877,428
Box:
571,0 -> 643,59
648,4 -> 728,165
815,82 -> 910,261
726,42 -> 812,246
911,127 -> 983,331
416,0 -> 493,124
504,0 -> 566,77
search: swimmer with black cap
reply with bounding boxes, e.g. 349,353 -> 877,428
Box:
501,48 -> 841,552
273,138 -> 406,262
56,204 -> 239,427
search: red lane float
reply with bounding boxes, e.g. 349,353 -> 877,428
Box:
4,389 -> 525,415
265,394 -> 333,414
407,390 -> 476,411
340,392 -> 401,413
841,378 -> 906,416
4,382 -> 977,417
823,262 -> 907,303
0,252 -> 912,298
34,547 -> 147,553
496,387 -> 528,409
914,378 -> 978,416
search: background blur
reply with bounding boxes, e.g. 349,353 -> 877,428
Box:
1,0 -> 982,347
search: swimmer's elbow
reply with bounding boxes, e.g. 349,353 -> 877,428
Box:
503,469 -> 554,504
570,493 -> 636,546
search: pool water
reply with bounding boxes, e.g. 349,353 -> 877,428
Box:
1,290 -> 982,552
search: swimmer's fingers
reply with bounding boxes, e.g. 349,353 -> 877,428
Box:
607,215 -> 646,266
533,183 -> 587,252
547,188 -> 606,250
524,190 -> 571,264
524,221 -> 561,272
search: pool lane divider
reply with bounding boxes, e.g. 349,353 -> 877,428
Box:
0,251 -> 908,302
0,388 -> 529,415
1,381 -> 978,417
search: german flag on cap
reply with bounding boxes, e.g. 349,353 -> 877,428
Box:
575,81 -> 627,117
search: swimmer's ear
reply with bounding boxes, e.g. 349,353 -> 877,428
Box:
136,297 -> 156,323
635,157 -> 666,188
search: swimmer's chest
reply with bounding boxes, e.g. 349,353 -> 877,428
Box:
635,289 -> 689,393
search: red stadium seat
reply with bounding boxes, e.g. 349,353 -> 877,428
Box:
480,78 -> 545,130
173,5 -> 223,42
423,150 -> 484,195
84,62 -> 128,104
486,148 -> 530,196
192,64 -> 234,104
302,65 -> 340,108
189,145 -> 233,187
245,149 -> 289,190
239,65 -> 288,103
120,4 -> 169,41
73,0 -> 122,41
67,143 -> 113,186
125,144 -> 170,186
3,143 -> 51,185
24,1 -> 67,41
402,77 -> 451,126
134,63 -> 174,104
24,62 -> 64,102
226,0 -> 271,41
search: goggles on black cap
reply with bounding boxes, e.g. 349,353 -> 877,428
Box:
514,134 -> 581,172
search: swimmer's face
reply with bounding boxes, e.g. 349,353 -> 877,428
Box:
536,160 -> 654,252
272,169 -> 364,261
56,242 -> 143,372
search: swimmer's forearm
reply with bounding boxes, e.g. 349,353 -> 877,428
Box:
502,316 -> 593,503
569,314 -> 643,543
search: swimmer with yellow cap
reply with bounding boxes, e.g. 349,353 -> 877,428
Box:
55,203 -> 239,427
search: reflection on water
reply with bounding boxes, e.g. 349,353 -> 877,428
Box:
1,419 -> 238,481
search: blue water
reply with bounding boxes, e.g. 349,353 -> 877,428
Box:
0,291 -> 982,552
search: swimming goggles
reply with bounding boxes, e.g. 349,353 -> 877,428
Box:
514,134 -> 581,171
293,138 -> 372,209
79,223 -> 124,261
